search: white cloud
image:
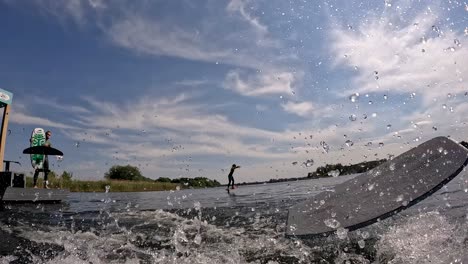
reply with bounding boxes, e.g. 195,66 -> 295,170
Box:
226,0 -> 268,37
330,9 -> 468,106
10,103 -> 76,129
281,101 -> 314,117
108,16 -> 236,65
224,70 -> 296,97
174,79 -> 211,87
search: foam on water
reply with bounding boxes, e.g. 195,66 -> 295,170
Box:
376,211 -> 468,264
1,172 -> 467,263
0,209 -> 315,263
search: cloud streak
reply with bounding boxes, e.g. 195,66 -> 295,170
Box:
330,9 -> 467,106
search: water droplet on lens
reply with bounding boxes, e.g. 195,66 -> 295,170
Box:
396,195 -> 404,202
324,218 -> 341,229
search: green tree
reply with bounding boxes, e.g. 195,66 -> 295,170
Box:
61,171 -> 73,181
156,177 -> 172,183
104,165 -> 148,181
47,171 -> 57,181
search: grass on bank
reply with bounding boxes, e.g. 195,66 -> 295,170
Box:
25,177 -> 180,192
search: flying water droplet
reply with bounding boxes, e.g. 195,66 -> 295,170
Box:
442,104 -> 447,109
349,114 -> 357,121
378,142 -> 384,148
292,161 -> 298,166
349,93 -> 360,102
328,170 -> 340,177
383,94 -> 388,100
302,159 -> 314,167
75,142 -> 80,148
432,126 -> 438,131
320,141 -> 330,153
358,240 -> 366,248
345,140 -> 354,147
432,25 -> 441,35
194,234 -> 202,245
396,195 -> 404,202
389,163 -> 395,171
336,228 -> 348,239
386,124 -> 392,130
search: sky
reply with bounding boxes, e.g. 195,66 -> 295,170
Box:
0,0 -> 467,183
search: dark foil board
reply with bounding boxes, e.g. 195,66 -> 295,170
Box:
23,146 -> 63,156
286,137 -> 468,238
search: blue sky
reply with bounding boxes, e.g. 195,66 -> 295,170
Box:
1,0 -> 467,183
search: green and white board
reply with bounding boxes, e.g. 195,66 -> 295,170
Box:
30,128 -> 46,169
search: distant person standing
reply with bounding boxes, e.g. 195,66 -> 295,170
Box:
227,164 -> 240,191
32,130 -> 52,188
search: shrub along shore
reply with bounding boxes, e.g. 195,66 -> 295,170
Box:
26,177 -> 179,192
25,165 -> 220,192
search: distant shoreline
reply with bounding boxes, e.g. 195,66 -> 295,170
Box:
236,159 -> 387,187
26,159 -> 386,192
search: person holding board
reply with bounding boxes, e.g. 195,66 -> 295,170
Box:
227,164 -> 240,192
31,130 -> 52,188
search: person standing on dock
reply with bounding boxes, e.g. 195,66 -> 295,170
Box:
32,130 -> 52,188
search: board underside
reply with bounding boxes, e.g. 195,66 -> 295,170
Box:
286,137 -> 468,237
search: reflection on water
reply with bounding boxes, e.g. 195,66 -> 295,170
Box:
1,173 -> 467,263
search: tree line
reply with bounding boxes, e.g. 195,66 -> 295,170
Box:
307,159 -> 387,179
104,165 -> 221,188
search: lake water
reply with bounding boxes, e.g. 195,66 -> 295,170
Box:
1,172 -> 467,264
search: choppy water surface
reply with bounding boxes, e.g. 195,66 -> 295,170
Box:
1,172 -> 468,264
